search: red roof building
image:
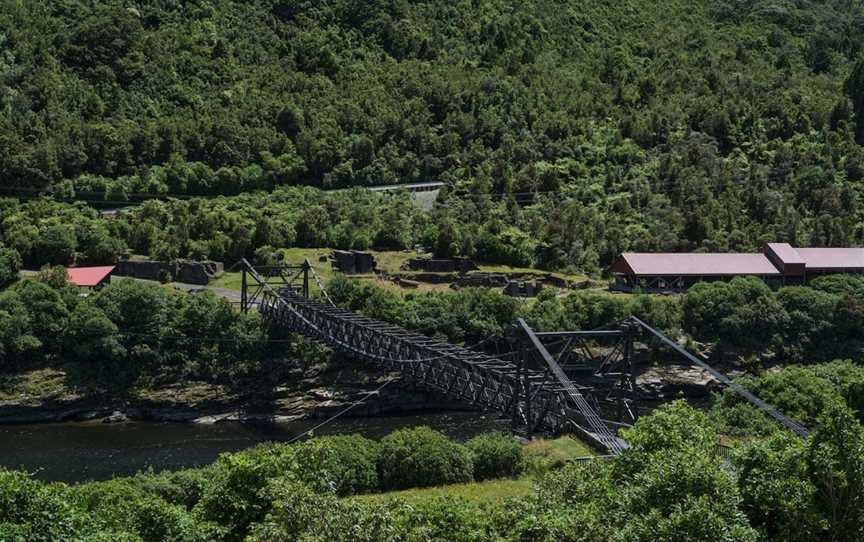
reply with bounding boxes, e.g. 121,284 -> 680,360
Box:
610,243 -> 864,291
796,248 -> 864,273
609,253 -> 780,277
66,266 -> 115,288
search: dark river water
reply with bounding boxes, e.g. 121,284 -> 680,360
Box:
0,413 -> 509,483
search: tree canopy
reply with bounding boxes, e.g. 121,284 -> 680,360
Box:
0,1 -> 863,273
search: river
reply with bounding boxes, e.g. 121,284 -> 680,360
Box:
0,412 -> 510,483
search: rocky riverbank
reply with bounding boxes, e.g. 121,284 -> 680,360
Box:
0,367 -> 472,426
0,354 -> 737,426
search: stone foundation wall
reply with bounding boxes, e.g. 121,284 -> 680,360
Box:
331,250 -> 377,274
115,259 -> 224,285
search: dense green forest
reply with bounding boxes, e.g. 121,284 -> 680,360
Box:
2,0 -> 864,271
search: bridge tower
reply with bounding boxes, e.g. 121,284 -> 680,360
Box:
240,259 -> 311,313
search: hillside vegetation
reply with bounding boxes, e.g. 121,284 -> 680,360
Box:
2,1 -> 864,272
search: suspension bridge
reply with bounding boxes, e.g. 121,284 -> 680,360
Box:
237,259 -> 808,455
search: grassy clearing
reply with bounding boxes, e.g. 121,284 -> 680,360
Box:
209,248 -> 594,294
354,275 -> 454,294
524,436 -> 595,473
351,476 -> 535,504
477,263 -> 589,283
349,436 -> 593,504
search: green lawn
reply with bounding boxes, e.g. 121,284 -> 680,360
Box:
351,476 -> 535,504
476,263 -> 590,283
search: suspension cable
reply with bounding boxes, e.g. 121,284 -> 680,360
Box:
284,378 -> 397,444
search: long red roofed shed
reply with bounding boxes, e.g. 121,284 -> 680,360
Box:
610,252 -> 780,277
610,243 -> 864,291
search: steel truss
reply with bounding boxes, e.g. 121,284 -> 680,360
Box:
240,261 -> 310,313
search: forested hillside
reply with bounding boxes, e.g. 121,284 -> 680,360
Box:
2,0 -> 864,271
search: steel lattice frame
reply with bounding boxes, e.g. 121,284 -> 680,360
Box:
257,289 -> 634,450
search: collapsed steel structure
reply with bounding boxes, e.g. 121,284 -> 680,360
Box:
241,260 -> 807,455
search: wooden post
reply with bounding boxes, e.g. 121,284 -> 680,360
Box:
302,259 -> 310,298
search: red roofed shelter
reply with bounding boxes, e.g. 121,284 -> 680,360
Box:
609,252 -> 781,291
610,243 -> 864,292
66,266 -> 115,289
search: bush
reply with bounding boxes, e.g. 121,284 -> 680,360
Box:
292,434 -> 380,495
0,469 -> 87,542
75,479 -> 205,542
710,361 -> 864,435
466,432 -> 524,481
378,427 -> 474,490
125,467 -> 214,510
193,450 -> 295,542
246,481 -> 332,542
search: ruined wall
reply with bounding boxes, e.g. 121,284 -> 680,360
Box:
115,259 -> 224,285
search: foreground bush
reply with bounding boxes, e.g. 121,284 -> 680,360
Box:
466,432 -> 524,481
0,469 -> 86,542
10,403 -> 864,542
710,360 -> 864,437
193,449 -> 294,542
292,434 -> 380,495
378,426 -> 474,490
74,479 -> 207,542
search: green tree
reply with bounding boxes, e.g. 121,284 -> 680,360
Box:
0,244 -> 21,287
806,402 -> 864,542
66,301 -> 126,380
735,433 -> 823,542
34,223 -> 77,266
846,59 -> 864,143
0,291 -> 41,368
11,280 -> 69,354
0,469 -> 87,542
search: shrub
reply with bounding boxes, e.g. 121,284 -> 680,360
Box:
193,450 -> 296,542
378,427 -> 474,490
292,434 -> 380,495
0,469 -> 86,542
623,400 -> 719,454
247,479 -> 340,542
125,467 -> 214,510
75,479 -> 205,542
466,432 -> 524,481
